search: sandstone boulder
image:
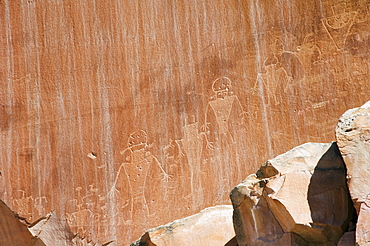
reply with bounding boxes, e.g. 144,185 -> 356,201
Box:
356,196 -> 370,245
130,205 -> 235,246
230,174 -> 287,245
231,142 -> 354,245
29,211 -> 75,246
336,101 -> 370,245
29,210 -> 104,246
336,100 -> 370,211
0,200 -> 45,246
337,231 -> 355,246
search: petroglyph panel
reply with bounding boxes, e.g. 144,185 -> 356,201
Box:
1,0 -> 370,245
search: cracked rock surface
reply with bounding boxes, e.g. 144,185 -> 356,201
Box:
336,100 -> 370,245
231,142 -> 355,246
130,205 -> 235,246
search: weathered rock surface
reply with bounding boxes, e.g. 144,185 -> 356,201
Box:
130,205 -> 235,246
336,100 -> 370,210
356,196 -> 370,246
0,199 -> 45,246
337,231 -> 355,246
0,197 -> 105,246
336,101 -> 370,245
231,142 -> 354,245
29,210 -> 104,246
29,211 -> 75,246
2,0 -> 370,244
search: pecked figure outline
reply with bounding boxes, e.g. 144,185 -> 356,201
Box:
321,2 -> 358,50
201,77 -> 249,202
203,77 -> 247,147
108,130 -> 170,221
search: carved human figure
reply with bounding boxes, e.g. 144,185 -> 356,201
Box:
163,117 -> 204,208
202,77 -> 248,202
181,119 -> 204,201
260,39 -> 304,105
259,57 -> 290,106
322,2 -> 358,50
109,130 -> 169,222
12,190 -> 34,221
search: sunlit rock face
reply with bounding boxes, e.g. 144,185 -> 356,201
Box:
0,198 -> 103,246
231,142 -> 355,246
2,0 -> 370,244
356,198 -> 370,246
130,205 -> 235,246
336,101 -> 370,245
336,101 -> 370,209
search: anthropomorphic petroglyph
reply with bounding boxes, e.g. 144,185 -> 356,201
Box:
63,185 -> 104,237
259,60 -> 290,106
109,130 -> 169,221
12,190 -> 34,221
202,77 -> 249,202
12,190 -> 47,221
259,38 -> 305,105
181,119 -> 204,200
322,2 -> 358,50
34,196 -> 47,217
203,77 -> 246,141
163,116 -> 205,207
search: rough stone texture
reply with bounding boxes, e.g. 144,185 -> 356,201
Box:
356,197 -> 370,246
130,205 -> 235,246
336,101 -> 370,209
0,199 -> 45,246
338,231 -> 355,246
231,174 -> 286,245
231,142 -> 354,245
29,210 -> 104,246
2,0 -> 370,244
0,197 -> 105,246
336,101 -> 370,245
29,211 -> 75,246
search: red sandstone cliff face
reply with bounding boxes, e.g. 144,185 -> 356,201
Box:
1,0 -> 370,244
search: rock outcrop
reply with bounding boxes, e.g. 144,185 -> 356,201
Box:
337,231 -> 355,246
336,100 -> 370,245
230,142 -> 355,245
29,211 -> 75,246
336,101 -> 370,209
356,197 -> 370,246
0,198 -> 105,246
0,199 -> 45,246
29,211 -> 105,246
2,0 -> 370,244
130,205 -> 235,246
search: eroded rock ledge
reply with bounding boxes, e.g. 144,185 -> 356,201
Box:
130,205 -> 235,246
336,100 -> 370,245
230,142 -> 356,246
0,199 -> 108,246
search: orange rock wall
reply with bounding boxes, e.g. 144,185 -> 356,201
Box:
1,0 -> 369,244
